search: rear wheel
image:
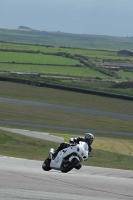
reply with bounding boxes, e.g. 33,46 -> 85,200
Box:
61,158 -> 79,173
75,163 -> 82,170
42,158 -> 51,171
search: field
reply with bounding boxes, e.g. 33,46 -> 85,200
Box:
1,41 -> 133,61
0,41 -> 117,55
0,63 -> 109,78
0,41 -> 133,97
0,52 -> 79,65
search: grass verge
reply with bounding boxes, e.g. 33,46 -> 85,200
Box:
0,129 -> 133,170
0,129 -> 59,160
0,81 -> 133,114
0,102 -> 133,132
53,133 -> 133,156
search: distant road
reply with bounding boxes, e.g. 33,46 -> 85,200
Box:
0,120 -> 133,136
0,126 -> 64,143
0,97 -> 133,136
0,97 -> 133,120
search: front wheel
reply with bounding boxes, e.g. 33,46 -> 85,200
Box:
61,158 -> 79,173
42,158 -> 51,171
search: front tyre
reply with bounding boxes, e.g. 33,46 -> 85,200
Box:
42,158 -> 51,171
61,158 -> 79,173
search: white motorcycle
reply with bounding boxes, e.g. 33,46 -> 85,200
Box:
42,141 -> 89,173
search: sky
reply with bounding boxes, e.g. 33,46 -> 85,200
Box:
0,0 -> 133,37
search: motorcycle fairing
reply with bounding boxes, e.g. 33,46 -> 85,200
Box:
50,142 -> 88,170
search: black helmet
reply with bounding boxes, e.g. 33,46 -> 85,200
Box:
84,133 -> 94,145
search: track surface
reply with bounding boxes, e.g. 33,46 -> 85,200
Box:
1,97 -> 133,120
0,127 -> 64,142
0,156 -> 133,200
1,120 -> 133,136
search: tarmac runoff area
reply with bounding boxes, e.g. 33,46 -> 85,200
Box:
0,127 -> 64,143
0,156 -> 133,200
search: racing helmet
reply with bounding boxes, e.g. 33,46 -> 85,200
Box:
84,133 -> 94,145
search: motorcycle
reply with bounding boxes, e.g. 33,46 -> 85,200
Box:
42,141 -> 89,173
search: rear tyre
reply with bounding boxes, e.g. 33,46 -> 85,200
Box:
42,158 -> 51,171
75,163 -> 82,170
61,158 -> 79,173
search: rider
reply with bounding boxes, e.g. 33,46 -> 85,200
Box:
69,132 -> 94,154
53,133 -> 94,160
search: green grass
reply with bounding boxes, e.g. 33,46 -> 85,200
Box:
0,102 -> 133,133
0,41 -> 117,56
0,129 -> 133,170
3,41 -> 133,64
0,81 -> 133,115
118,70 -> 133,80
0,63 -> 108,78
97,87 -> 133,97
0,129 -> 59,160
0,52 -> 79,65
87,149 -> 133,170
88,54 -> 133,62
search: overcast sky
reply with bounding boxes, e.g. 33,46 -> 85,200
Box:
0,0 -> 133,37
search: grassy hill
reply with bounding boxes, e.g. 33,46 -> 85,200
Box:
1,27 -> 133,50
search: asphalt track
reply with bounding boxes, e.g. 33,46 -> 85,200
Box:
0,127 -> 64,143
1,98 -> 133,199
0,97 -> 133,136
0,156 -> 133,200
0,121 -> 133,137
1,97 -> 133,120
